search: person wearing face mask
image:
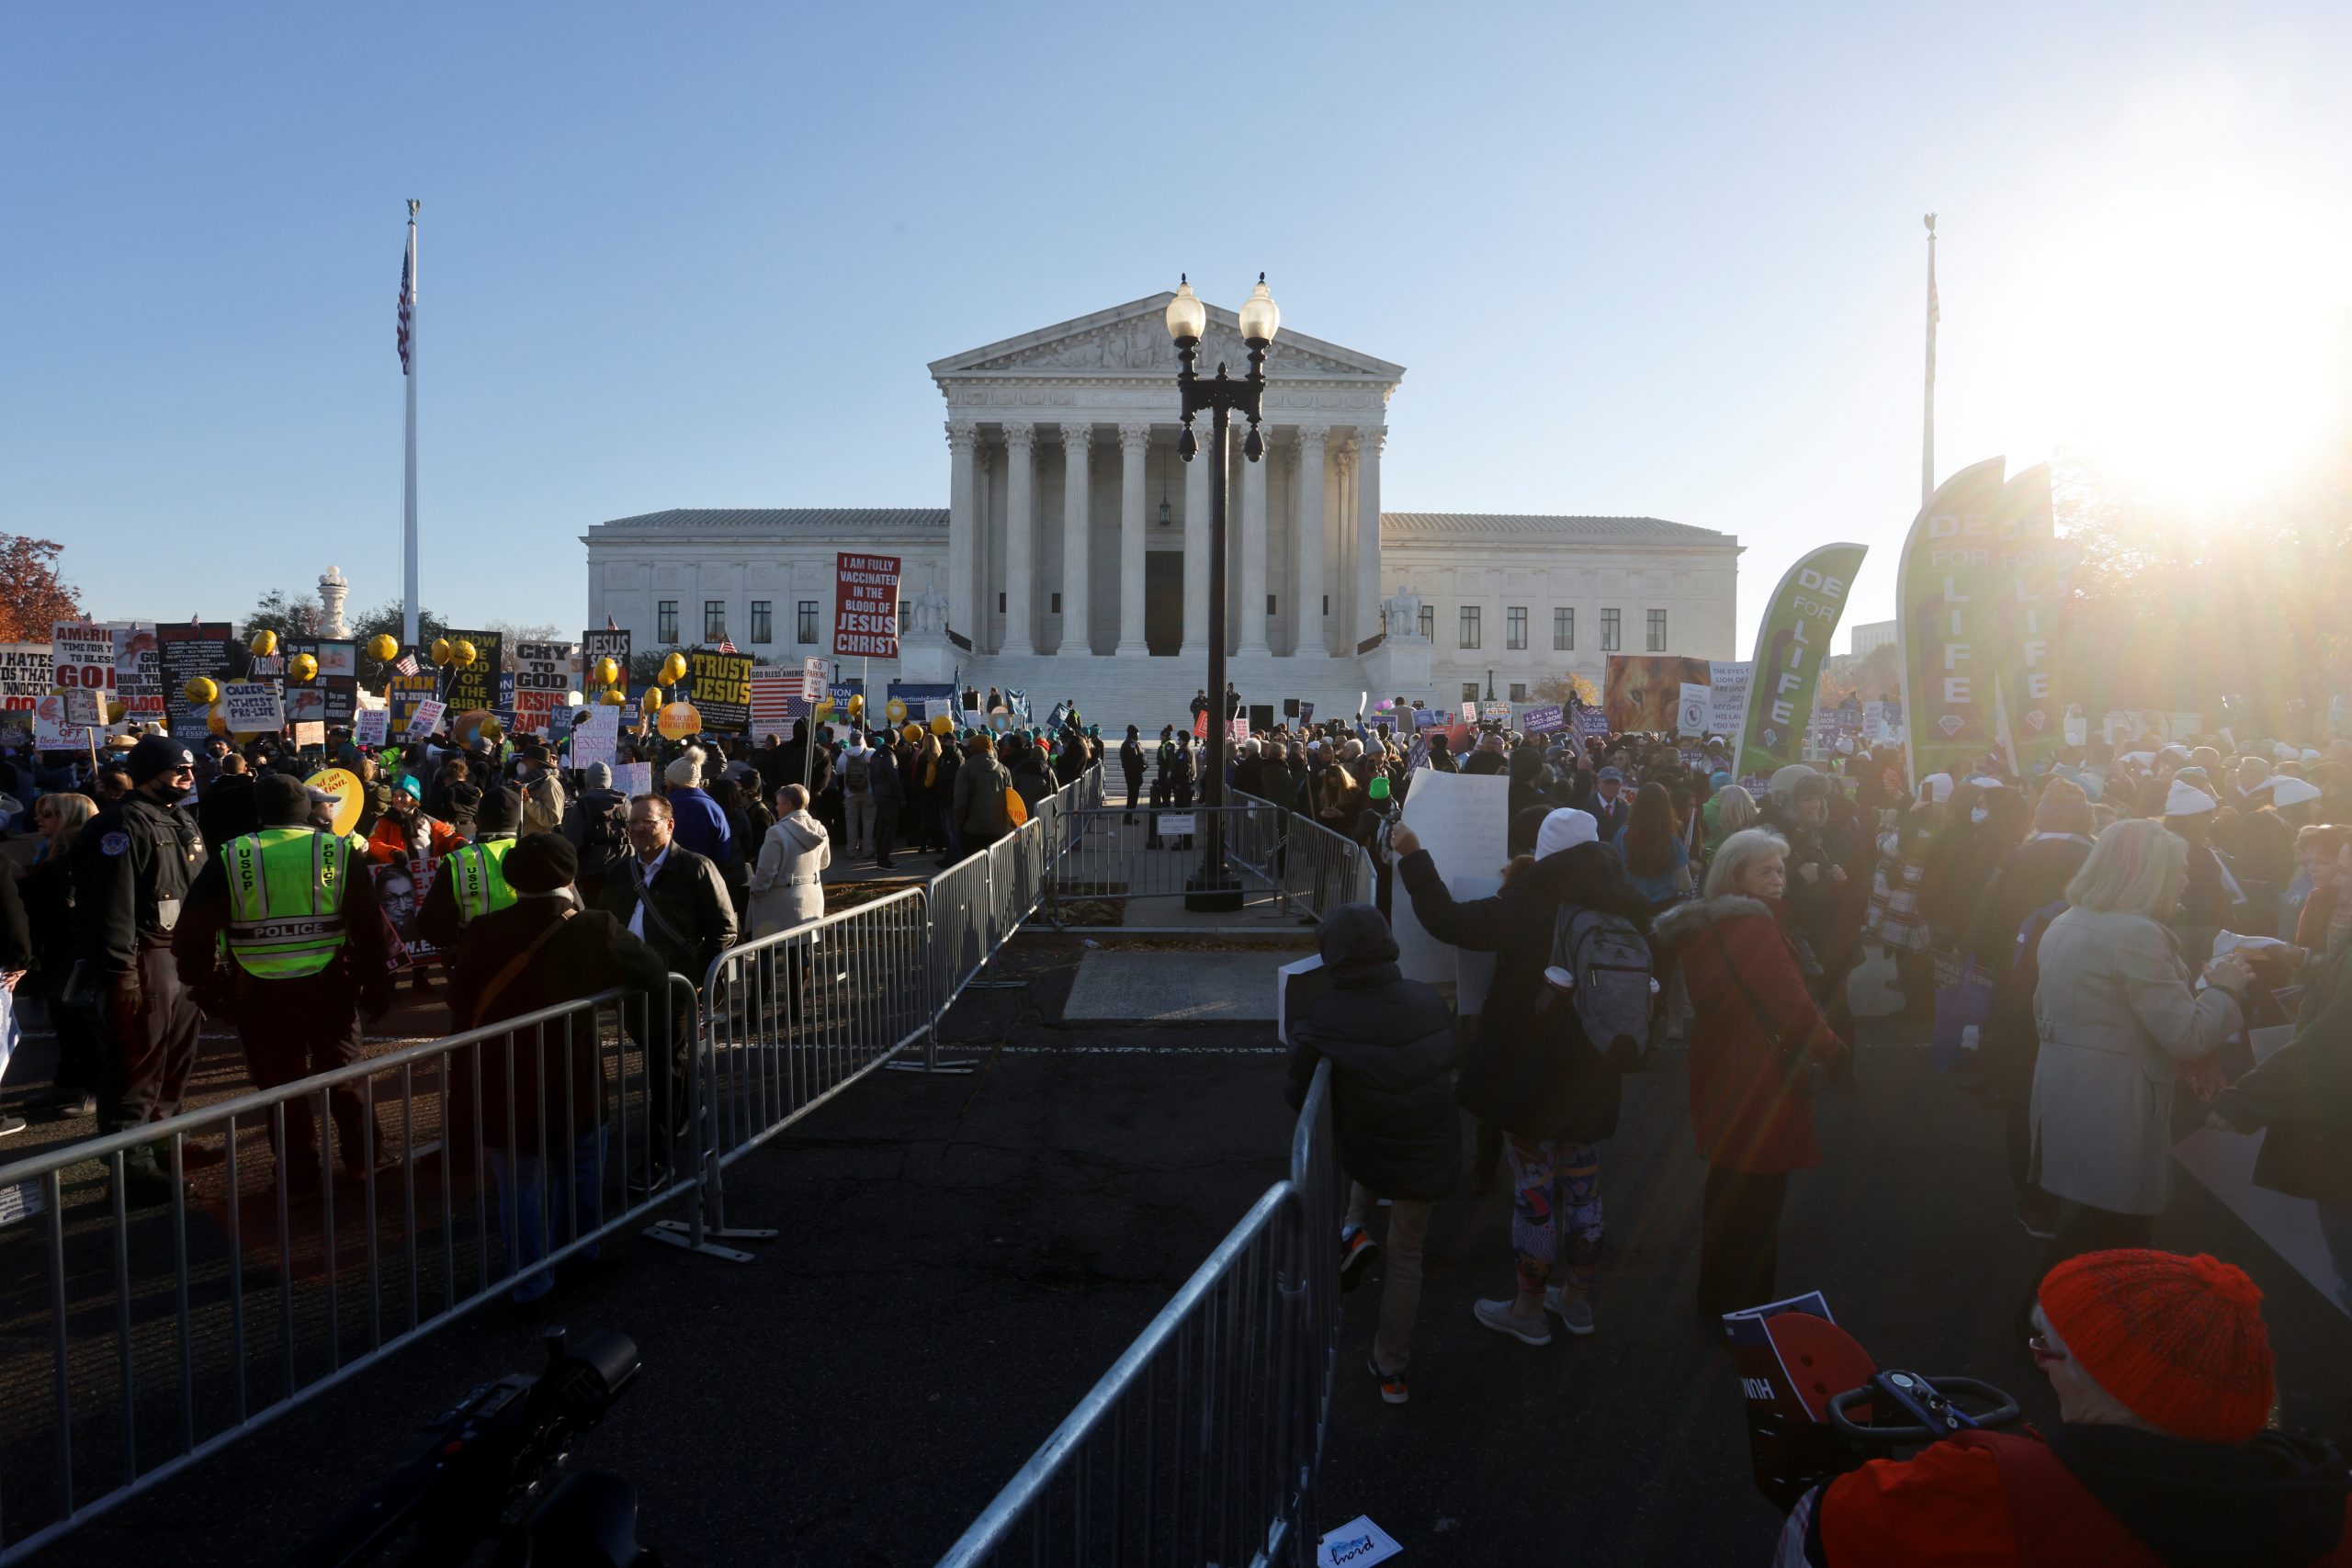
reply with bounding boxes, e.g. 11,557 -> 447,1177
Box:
1776,1249 -> 2352,1567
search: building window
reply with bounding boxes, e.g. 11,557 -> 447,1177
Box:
750,601 -> 773,644
1418,606 -> 1434,640
998,592 -> 1006,613
1647,609 -> 1668,651
1459,606 -> 1482,649
1600,608 -> 1621,651
1267,594 -> 1278,615
1555,608 -> 1575,650
704,601 -> 727,643
1506,606 -> 1527,650
1322,595 -> 1329,615
1051,592 -> 1062,614
1509,682 -> 1528,703
796,601 -> 818,644
1462,682 -> 1480,704
656,601 -> 678,644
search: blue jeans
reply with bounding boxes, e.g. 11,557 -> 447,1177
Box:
487,1126 -> 608,1303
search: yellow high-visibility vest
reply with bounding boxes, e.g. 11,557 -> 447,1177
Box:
449,838 -> 518,924
225,828 -> 350,979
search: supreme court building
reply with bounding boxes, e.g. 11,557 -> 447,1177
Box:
583,291 -> 1741,718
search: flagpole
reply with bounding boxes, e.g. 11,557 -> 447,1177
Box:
1918,212 -> 1938,510
403,199 -> 421,649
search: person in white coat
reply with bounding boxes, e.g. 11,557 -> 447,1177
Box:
747,784 -> 831,939
2030,817 -> 2253,1269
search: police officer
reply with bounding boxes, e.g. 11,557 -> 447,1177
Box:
175,773 -> 400,1189
418,784 -> 522,952
74,733 -> 209,1203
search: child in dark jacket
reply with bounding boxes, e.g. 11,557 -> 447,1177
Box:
1286,903 -> 1459,1404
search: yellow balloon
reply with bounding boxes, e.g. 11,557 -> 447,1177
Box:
592,656 -> 620,689
105,698 -> 126,724
288,652 -> 320,682
902,722 -> 922,743
451,639 -> 478,669
930,713 -> 954,737
249,629 -> 278,657
430,637 -> 453,666
207,703 -> 229,736
367,634 -> 400,662
885,697 -> 908,723
184,676 -> 219,705
660,653 -> 688,685
600,686 -> 628,706
656,701 -> 702,740
814,698 -> 834,719
847,694 -> 865,716
304,768 -> 364,838
640,687 -> 663,713
451,709 -> 503,750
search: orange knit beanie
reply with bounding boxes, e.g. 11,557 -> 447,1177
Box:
2039,1249 -> 2274,1443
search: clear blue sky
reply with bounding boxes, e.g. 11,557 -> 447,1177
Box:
7,2 -> 2346,651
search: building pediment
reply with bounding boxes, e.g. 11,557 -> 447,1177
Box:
928,294 -> 1405,384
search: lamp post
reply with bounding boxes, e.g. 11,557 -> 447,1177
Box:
1166,273 -> 1278,909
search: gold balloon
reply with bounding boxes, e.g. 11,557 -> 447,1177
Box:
451,709 -> 503,750
304,768 -> 364,838
902,722 -> 922,743
656,701 -> 702,741
105,698 -> 126,724
184,676 -> 219,705
249,629 -> 278,657
430,637 -> 453,665
640,687 -> 663,712
847,694 -> 865,716
814,698 -> 834,719
450,640 -> 478,669
929,713 -> 954,737
599,686 -> 628,706
288,652 -> 319,682
592,656 -> 620,689
885,697 -> 908,723
660,653 -> 688,685
207,703 -> 229,736
367,634 -> 400,662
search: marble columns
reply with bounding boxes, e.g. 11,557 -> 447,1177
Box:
1294,427 -> 1328,659
1057,423 -> 1091,656
1116,423 -> 1150,656
1001,422 -> 1036,656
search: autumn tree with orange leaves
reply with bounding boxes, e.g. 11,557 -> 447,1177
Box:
0,535 -> 84,641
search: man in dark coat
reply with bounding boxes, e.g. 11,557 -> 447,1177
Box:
598,795 -> 737,1177
1286,903 -> 1456,1404
1393,807 -> 1654,1344
448,833 -> 673,1304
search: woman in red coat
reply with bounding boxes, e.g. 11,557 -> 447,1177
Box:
1653,827 -> 1847,1323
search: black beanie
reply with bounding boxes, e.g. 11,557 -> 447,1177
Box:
476,784 -> 523,835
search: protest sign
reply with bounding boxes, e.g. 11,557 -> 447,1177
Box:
110,626 -> 164,725
924,697 -> 955,726
1480,700 -> 1511,724
1412,707 -> 1443,729
293,721 -> 327,750
157,622 -> 237,735
61,689 -> 103,728
440,630 -> 501,712
220,682 -> 286,735
615,761 -> 653,799
1603,655 -> 1710,733
0,645 -> 51,712
1521,704 -> 1565,734
354,709 -> 390,748
405,699 -> 447,740
571,705 -> 621,771
1709,660 -> 1753,737
688,649 -> 755,735
1390,771 -> 1510,1012
1731,543 -> 1868,787
32,693 -> 97,751
51,622 -> 115,705
1898,458 -> 2024,783
1677,682 -> 1712,738
832,552 -> 901,659
281,638 -> 357,727
1576,708 -> 1610,739
582,628 -> 631,686
748,669 -> 797,736
513,639 -> 576,733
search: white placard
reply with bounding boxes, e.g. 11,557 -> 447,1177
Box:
800,656 -> 828,702
571,705 -> 621,770
405,699 -> 447,740
615,761 -> 653,799
1709,660 -> 1752,736
1155,812 -> 1195,838
293,721 -> 326,750
220,681 -> 286,734
61,688 -> 103,727
1316,1515 -> 1404,1567
1391,770 -> 1510,1012
923,697 -> 954,725
1677,682 -> 1711,738
354,710 -> 390,748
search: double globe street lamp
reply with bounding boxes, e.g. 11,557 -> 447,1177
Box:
1164,273 -> 1279,908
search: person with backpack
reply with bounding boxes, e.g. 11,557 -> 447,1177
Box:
1962,778 -> 2098,1240
839,732 -> 877,861
953,733 -> 1015,848
566,761 -> 631,907
1391,807 -> 1655,1343
1285,903 -> 1457,1404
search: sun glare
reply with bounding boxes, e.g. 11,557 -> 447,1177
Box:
1996,183 -> 2349,512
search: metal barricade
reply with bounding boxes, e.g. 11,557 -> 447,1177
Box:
1043,789 -> 1373,930
0,974 -> 698,1564
937,1062 -> 1341,1567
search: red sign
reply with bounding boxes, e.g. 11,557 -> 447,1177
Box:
831,553 -> 901,659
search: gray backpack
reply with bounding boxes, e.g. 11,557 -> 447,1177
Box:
1549,905 -> 1656,1066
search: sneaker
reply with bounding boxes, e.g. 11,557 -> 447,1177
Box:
1473,1297 -> 1552,1346
0,1114 -> 26,1138
1368,1352 -> 1409,1405
1544,1287 -> 1596,1336
1339,1225 -> 1380,1292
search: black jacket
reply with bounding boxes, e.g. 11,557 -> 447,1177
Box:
596,843 -> 739,980
1285,905 -> 1459,1203
0,859 -> 29,973
2215,941 -> 2352,1206
1398,841 -> 1651,1143
74,791 -> 205,975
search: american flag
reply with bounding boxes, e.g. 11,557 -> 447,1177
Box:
391,650 -> 420,677
716,637 -> 737,653
396,243 -> 414,374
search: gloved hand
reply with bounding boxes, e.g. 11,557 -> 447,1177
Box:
106,969 -> 144,1028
